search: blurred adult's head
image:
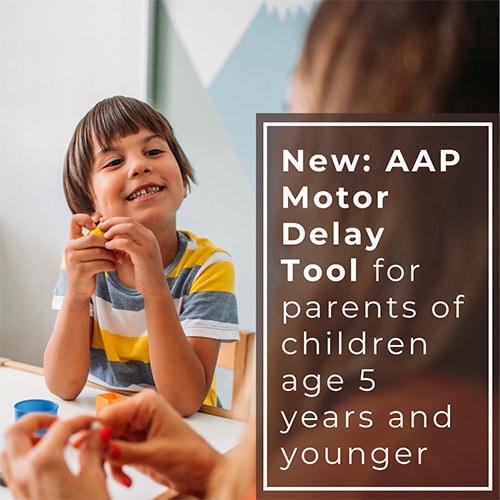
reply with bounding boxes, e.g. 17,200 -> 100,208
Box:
290,0 -> 499,113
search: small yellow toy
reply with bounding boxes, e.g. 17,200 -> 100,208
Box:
88,224 -> 105,237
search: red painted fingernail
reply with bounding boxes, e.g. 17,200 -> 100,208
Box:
99,425 -> 113,444
110,444 -> 121,460
121,476 -> 132,488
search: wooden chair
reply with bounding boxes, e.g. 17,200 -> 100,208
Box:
211,330 -> 255,419
200,330 -> 255,420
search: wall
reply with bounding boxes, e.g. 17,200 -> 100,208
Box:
0,0 -> 151,364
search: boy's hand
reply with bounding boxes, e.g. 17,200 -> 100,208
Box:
64,214 -> 117,300
98,217 -> 166,296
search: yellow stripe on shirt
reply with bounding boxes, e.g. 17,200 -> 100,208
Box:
91,322 -> 150,363
190,260 -> 235,294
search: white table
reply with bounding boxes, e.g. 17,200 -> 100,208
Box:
0,364 -> 246,499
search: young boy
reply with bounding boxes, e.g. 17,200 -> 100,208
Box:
44,96 -> 239,416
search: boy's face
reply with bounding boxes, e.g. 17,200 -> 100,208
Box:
89,128 -> 187,228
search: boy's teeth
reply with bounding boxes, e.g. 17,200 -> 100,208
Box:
128,186 -> 161,200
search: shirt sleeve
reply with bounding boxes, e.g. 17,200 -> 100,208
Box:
52,267 -> 66,310
178,251 -> 240,341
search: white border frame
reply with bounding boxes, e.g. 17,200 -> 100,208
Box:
261,121 -> 494,493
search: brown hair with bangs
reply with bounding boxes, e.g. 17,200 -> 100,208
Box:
63,95 -> 196,214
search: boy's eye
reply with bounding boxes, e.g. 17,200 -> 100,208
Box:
104,158 -> 123,168
146,149 -> 163,157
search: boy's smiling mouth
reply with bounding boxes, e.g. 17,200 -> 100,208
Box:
127,184 -> 164,201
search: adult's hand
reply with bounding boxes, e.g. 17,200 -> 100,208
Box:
100,390 -> 224,498
0,414 -> 109,500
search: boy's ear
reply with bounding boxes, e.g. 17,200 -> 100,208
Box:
183,182 -> 188,199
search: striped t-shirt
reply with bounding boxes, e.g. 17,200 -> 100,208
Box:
52,230 -> 239,404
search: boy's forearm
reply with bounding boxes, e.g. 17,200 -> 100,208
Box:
44,298 -> 92,400
144,289 -> 212,416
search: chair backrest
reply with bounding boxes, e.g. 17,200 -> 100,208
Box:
217,330 -> 255,415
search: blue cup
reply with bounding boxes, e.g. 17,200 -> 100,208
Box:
14,399 -> 59,421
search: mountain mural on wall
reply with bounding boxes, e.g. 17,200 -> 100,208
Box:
165,0 -> 318,185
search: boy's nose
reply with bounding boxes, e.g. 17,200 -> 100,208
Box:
128,159 -> 151,177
